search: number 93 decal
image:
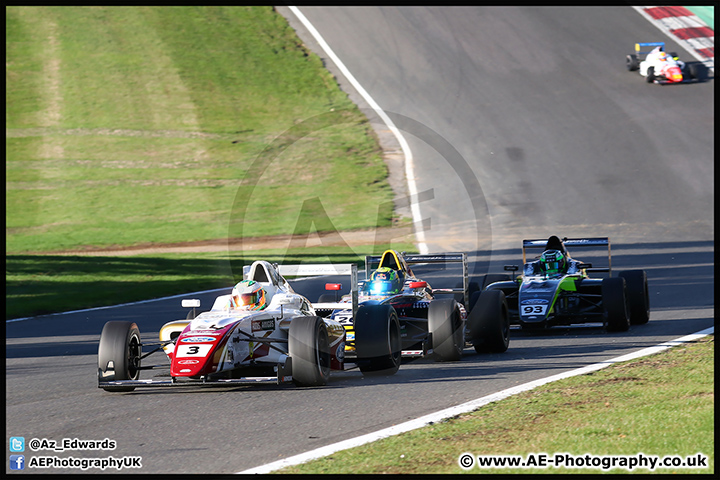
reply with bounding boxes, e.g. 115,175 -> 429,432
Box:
521,304 -> 548,316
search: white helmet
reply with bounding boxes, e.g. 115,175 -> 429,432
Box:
231,280 -> 267,310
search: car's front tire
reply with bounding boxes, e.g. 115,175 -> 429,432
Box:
289,316 -> 331,387
646,66 -> 656,83
98,321 -> 142,392
354,304 -> 402,375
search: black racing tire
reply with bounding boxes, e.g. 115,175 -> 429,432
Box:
288,316 -> 331,387
97,321 -> 142,392
603,277 -> 630,332
317,293 -> 337,303
684,63 -> 695,79
468,290 -> 482,313
626,54 -> 639,71
453,280 -> 480,309
689,63 -> 706,80
467,290 -> 510,354
619,270 -> 650,325
354,304 -> 402,375
428,298 -> 464,361
646,66 -> 655,83
482,274 -> 512,290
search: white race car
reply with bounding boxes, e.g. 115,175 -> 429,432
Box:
626,42 -> 703,84
97,260 -> 399,392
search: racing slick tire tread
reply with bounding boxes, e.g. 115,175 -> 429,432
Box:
354,304 -> 402,376
318,293 -> 338,303
454,280 -> 480,308
467,290 -> 510,354
646,66 -> 655,83
97,321 -> 142,392
482,274 -> 512,290
618,270 -> 650,325
626,54 -> 639,71
428,299 -> 464,361
288,316 -> 331,387
688,63 -> 706,81
603,277 -> 630,332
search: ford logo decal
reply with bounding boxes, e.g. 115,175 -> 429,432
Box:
180,337 -> 216,343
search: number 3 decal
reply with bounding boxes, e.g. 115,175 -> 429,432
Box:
176,344 -> 212,357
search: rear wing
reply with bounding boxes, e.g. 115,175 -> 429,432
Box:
522,237 -> 611,275
635,41 -> 664,56
276,263 -> 359,319
365,252 -> 470,307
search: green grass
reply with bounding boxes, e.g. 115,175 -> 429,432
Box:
6,6 -> 394,253
278,336 -> 714,474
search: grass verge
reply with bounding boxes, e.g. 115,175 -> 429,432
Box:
6,6 -> 395,253
6,243 -> 417,319
278,336 -> 714,474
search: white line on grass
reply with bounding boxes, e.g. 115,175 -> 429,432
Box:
238,326 -> 714,474
287,6 -> 428,255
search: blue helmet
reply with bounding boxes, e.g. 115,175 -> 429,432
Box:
368,267 -> 402,295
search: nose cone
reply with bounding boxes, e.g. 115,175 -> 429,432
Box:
668,66 -> 683,83
171,334 -> 224,377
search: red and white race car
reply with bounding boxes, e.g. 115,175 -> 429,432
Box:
626,42 -> 704,84
97,260 -> 398,392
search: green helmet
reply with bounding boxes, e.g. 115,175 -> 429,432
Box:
540,250 -> 567,276
369,267 -> 402,295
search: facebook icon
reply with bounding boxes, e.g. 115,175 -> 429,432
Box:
10,455 -> 25,470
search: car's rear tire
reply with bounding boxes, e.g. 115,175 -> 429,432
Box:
467,290 -> 510,353
98,321 -> 142,392
482,274 -> 512,290
626,54 -> 639,71
603,277 -> 630,332
289,316 -> 331,386
428,299 -> 464,361
317,293 -> 337,303
454,280 -> 480,309
354,304 -> 401,375
619,270 -> 650,325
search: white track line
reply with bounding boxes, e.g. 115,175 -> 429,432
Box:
288,6 -> 428,255
238,326 -> 714,474
5,287 -> 228,323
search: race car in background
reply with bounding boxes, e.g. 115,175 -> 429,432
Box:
481,236 -> 650,332
315,250 -> 510,368
98,261 -> 393,392
626,42 -> 705,84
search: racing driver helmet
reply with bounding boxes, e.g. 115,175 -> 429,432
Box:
657,51 -> 668,61
539,250 -> 567,276
369,267 -> 402,295
231,280 -> 267,310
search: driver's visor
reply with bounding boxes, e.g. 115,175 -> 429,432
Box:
238,292 -> 260,306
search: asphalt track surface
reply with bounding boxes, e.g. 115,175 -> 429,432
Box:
6,7 -> 713,474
